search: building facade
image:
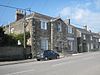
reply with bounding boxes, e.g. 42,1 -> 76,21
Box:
64,19 -> 77,54
4,10 -> 100,58
4,11 -> 70,58
76,27 -> 100,53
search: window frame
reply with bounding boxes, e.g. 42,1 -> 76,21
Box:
83,35 -> 86,40
41,38 -> 48,50
90,36 -> 93,40
57,22 -> 62,32
41,20 -> 47,30
68,26 -> 73,34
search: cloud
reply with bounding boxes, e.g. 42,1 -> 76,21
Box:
94,0 -> 100,8
59,5 -> 90,20
59,7 -> 71,17
59,2 -> 100,32
80,12 -> 100,32
59,6 -> 90,21
73,8 -> 90,21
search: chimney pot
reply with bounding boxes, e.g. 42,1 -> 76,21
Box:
83,25 -> 87,31
16,9 -> 24,21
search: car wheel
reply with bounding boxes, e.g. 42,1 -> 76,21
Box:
37,59 -> 40,61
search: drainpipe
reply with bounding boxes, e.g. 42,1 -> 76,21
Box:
23,11 -> 26,49
51,20 -> 54,50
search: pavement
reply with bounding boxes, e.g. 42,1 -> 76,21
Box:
0,51 -> 97,66
0,53 -> 65,66
0,59 -> 36,66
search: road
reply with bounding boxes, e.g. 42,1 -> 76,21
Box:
0,52 -> 100,75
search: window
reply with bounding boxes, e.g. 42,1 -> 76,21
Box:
90,36 -> 93,40
83,35 -> 86,40
68,26 -> 73,33
68,41 -> 73,51
57,23 -> 62,32
96,39 -> 98,42
96,45 -> 98,48
41,38 -> 48,50
91,43 -> 93,49
41,21 -> 47,30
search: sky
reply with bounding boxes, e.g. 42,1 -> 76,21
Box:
0,0 -> 100,32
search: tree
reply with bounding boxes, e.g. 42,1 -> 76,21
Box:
0,27 -> 17,46
0,27 -> 4,46
0,27 -> 30,47
3,34 -> 17,46
15,32 -> 30,46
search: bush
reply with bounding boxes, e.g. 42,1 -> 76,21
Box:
14,32 -> 30,46
0,26 -> 30,47
3,34 -> 17,46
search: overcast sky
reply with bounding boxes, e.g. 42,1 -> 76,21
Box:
0,0 -> 100,32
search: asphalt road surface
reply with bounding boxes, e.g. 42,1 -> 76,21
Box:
0,52 -> 100,75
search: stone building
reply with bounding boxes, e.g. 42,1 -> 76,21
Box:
76,26 -> 100,53
4,10 -> 100,59
4,10 -> 69,58
91,32 -> 100,51
64,19 -> 77,54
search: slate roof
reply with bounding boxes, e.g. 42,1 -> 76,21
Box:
26,12 -> 54,20
76,27 -> 91,34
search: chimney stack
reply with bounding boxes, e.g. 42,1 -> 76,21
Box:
89,30 -> 91,33
16,9 -> 24,21
65,19 -> 70,25
83,25 -> 87,31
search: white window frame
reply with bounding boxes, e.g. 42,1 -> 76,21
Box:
91,43 -> 93,49
90,36 -> 93,40
41,38 -> 48,50
83,35 -> 86,40
41,20 -> 47,30
68,26 -> 73,34
68,41 -> 73,51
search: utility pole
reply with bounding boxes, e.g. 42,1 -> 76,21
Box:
23,9 -> 31,49
23,10 -> 27,59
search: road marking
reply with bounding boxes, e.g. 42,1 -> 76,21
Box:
5,69 -> 35,75
72,53 -> 83,56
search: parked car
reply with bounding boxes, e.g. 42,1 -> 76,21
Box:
36,50 -> 60,61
